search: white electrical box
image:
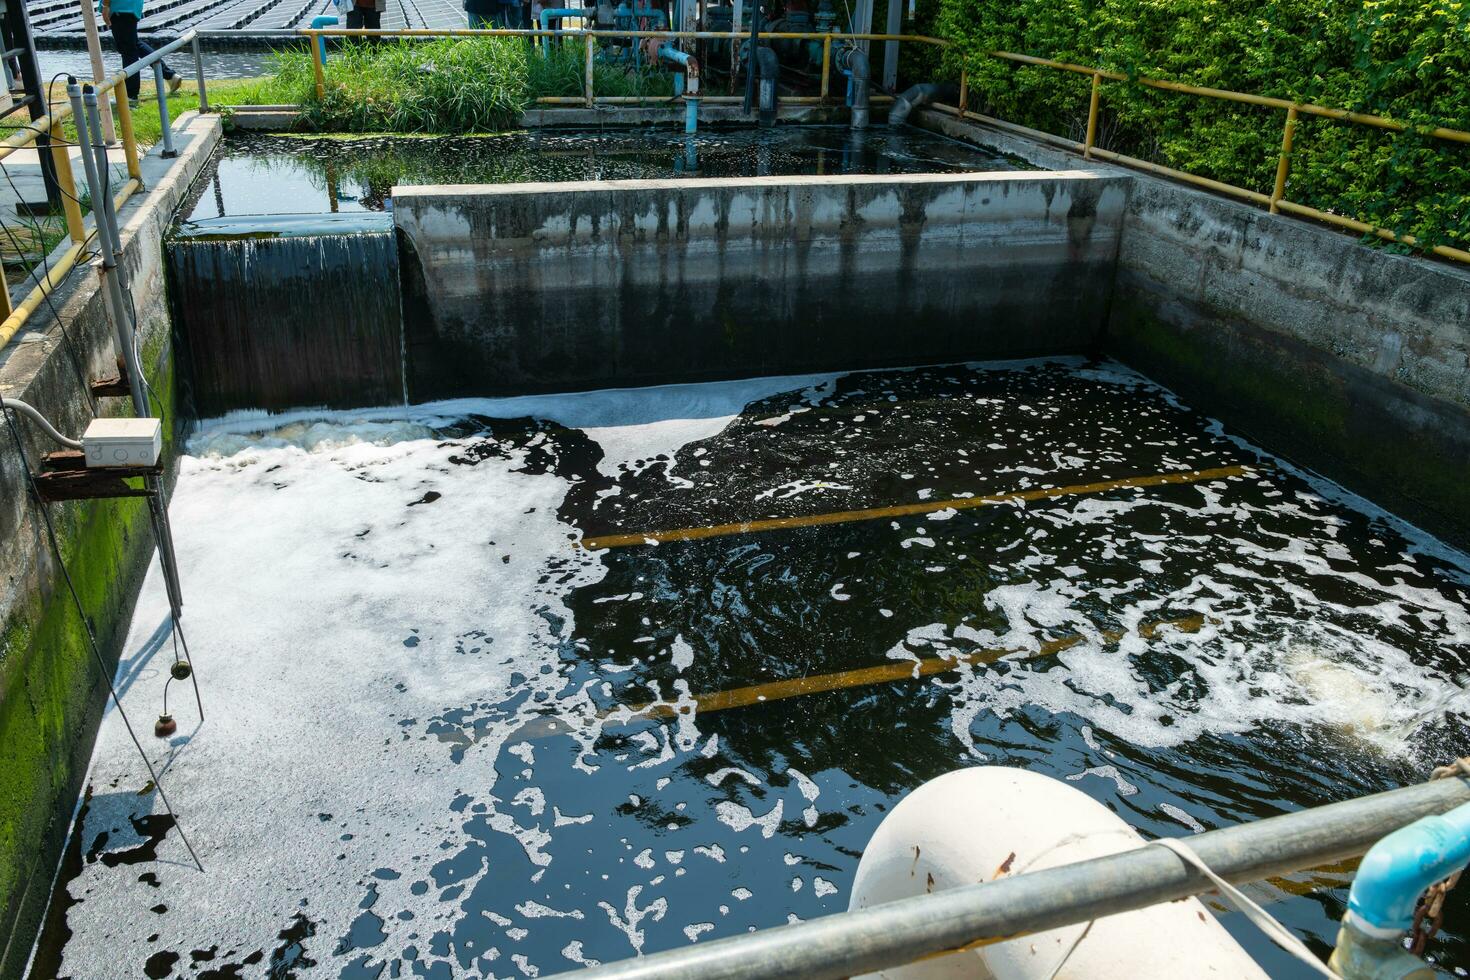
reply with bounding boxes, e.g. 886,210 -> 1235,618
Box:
82,417 -> 162,468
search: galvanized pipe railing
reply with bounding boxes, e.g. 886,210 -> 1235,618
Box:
551,773 -> 1470,980
0,28 -> 204,354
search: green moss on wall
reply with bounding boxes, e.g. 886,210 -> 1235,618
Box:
0,331 -> 177,977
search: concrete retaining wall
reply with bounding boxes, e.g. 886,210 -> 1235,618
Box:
915,109 -> 1470,549
394,171 -> 1129,399
1108,179 -> 1470,547
0,114 -> 221,980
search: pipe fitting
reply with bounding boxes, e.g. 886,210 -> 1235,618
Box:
888,82 -> 959,128
1327,802 -> 1470,979
1329,919 -> 1435,980
1346,802 -> 1470,934
657,44 -> 699,96
754,45 -> 780,128
840,46 -> 870,130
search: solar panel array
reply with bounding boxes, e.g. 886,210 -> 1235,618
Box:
30,0 -> 471,41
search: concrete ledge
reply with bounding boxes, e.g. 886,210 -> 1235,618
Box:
394,170 -> 1129,399
225,101 -> 854,131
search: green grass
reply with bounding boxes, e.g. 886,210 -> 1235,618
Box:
276,37 -> 673,133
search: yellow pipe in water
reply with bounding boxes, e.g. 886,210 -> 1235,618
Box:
613,615 -> 1207,722
580,465 -> 1252,550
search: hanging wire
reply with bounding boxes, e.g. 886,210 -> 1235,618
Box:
2,404 -> 204,872
0,114 -> 205,721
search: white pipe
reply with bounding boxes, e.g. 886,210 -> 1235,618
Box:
77,0 -> 116,143
0,397 -> 83,449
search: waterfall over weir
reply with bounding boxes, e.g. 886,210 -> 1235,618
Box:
167,213 -> 405,418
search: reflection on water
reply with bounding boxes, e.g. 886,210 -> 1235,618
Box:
37,48 -> 285,81
49,360 -> 1470,978
183,126 -> 1022,220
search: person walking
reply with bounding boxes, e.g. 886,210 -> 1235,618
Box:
100,0 -> 181,106
345,0 -> 386,30
465,0 -> 518,28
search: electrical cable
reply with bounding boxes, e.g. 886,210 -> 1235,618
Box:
2,403 -> 204,873
0,68 -> 143,410
2,103 -> 205,733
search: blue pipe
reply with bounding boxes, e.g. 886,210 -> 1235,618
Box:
658,43 -> 693,70
658,44 -> 699,134
310,15 -> 338,65
538,8 -> 584,58
1347,801 -> 1470,933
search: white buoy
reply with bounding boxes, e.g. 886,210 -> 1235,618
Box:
848,767 -> 1269,979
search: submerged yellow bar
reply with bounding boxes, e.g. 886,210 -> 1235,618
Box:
618,615 -> 1207,722
580,465 -> 1253,550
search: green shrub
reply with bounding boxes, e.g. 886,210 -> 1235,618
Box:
931,0 -> 1469,254
288,36 -> 532,132
279,36 -> 673,134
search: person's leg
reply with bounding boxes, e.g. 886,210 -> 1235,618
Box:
363,8 -> 381,28
129,35 -> 177,81
345,7 -> 365,28
110,12 -> 142,100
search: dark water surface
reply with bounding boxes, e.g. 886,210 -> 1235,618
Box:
41,361 -> 1470,978
181,126 -> 1021,220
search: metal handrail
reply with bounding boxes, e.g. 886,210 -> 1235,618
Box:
966,50 -> 1470,263
552,773 -> 1470,979
0,29 -> 204,352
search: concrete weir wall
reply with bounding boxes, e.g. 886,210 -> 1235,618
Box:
394,172 -> 1129,399
0,115 -> 221,979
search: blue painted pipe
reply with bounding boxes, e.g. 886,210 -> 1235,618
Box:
538,8 -> 584,57
657,44 -> 700,134
1347,801 -> 1470,934
310,15 -> 338,65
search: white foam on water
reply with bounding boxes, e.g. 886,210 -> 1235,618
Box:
63,372 -> 872,976
192,371 -> 845,484
61,421 -> 612,976
936,487 -> 1470,758
54,358 -> 1470,977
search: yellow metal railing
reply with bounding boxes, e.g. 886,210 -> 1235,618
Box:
944,50 -> 1470,264
0,70 -> 148,353
304,27 -> 1470,264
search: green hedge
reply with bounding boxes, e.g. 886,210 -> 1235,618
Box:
927,0 -> 1469,255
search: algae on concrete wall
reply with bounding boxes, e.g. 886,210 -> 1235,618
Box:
0,329 -> 179,980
